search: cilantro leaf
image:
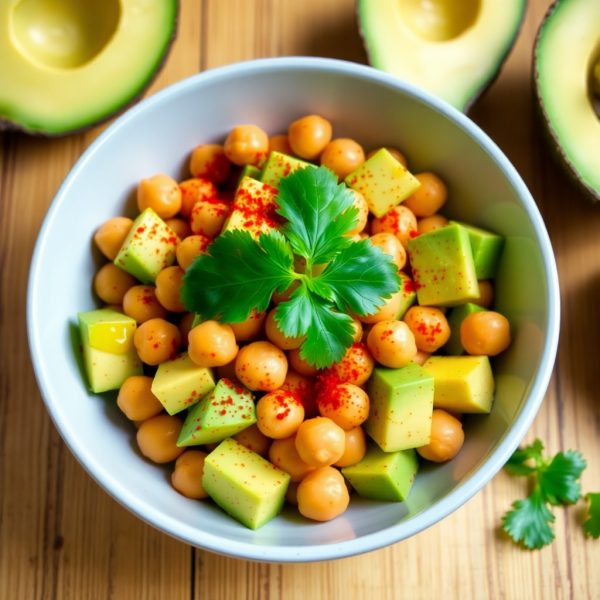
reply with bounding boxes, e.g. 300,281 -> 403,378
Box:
583,493 -> 600,539
277,166 -> 358,266
310,240 -> 400,316
504,439 -> 545,476
181,229 -> 296,323
502,486 -> 556,549
539,450 -> 586,506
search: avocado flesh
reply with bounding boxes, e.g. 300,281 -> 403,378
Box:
534,0 -> 600,202
0,0 -> 177,135
357,0 -> 526,111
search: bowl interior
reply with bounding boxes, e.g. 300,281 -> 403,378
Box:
28,58 -> 557,561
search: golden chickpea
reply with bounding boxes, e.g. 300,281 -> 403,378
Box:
165,218 -> 192,241
94,217 -> 133,261
403,306 -> 451,353
234,341 -> 288,391
188,320 -> 238,367
264,307 -> 305,350
371,205 -> 418,247
460,311 -> 511,356
189,144 -> 232,184
280,369 -> 318,418
317,382 -> 370,431
178,312 -> 196,347
285,482 -> 299,505
328,343 -> 374,386
288,115 -> 332,160
123,285 -> 168,324
155,266 -> 186,313
358,290 -> 402,324
295,417 -> 345,467
268,435 -> 315,482
297,467 -> 350,522
334,426 -> 367,467
138,174 -> 182,219
417,409 -> 464,463
94,263 -> 137,304
472,280 -> 494,308
179,178 -> 219,218
412,348 -> 431,366
417,214 -> 449,235
224,125 -> 269,167
137,414 -> 184,463
367,320 -> 418,368
402,173 -> 448,217
288,347 -> 320,377
345,190 -> 369,236
369,232 -> 407,271
117,375 -> 163,421
232,423 -> 271,457
350,319 -> 363,343
229,308 -> 267,342
320,138 -> 365,181
134,318 -> 182,365
189,198 -> 230,238
366,147 -> 407,168
176,234 -> 211,271
256,390 -> 305,439
269,134 -> 293,155
171,450 -> 209,499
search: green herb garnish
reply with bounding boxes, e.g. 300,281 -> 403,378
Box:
583,493 -> 600,539
181,166 -> 400,368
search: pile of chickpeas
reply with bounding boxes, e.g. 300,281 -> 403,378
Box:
89,114 -> 511,524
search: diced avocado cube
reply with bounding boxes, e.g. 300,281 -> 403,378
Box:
450,221 -> 504,279
407,223 -> 480,307
78,309 -> 142,393
342,444 -> 418,502
203,438 -> 290,530
365,364 -> 434,452
260,151 -> 316,190
345,148 -> 420,218
151,353 -> 215,416
443,303 -> 487,356
237,164 -> 262,186
423,355 -> 494,413
222,177 -> 279,240
395,272 -> 418,319
177,378 -> 256,446
114,208 -> 178,284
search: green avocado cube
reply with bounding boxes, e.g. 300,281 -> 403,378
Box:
342,444 -> 418,502
260,151 -> 316,190
345,148 -> 420,218
450,221 -> 504,279
151,352 -> 215,416
237,164 -> 262,186
395,272 -> 418,319
114,208 -> 178,284
77,309 -> 142,393
365,364 -> 434,452
443,303 -> 487,356
423,355 -> 494,413
203,438 -> 290,529
177,378 -> 256,446
407,223 -> 480,307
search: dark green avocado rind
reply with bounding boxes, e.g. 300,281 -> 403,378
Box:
0,0 -> 179,137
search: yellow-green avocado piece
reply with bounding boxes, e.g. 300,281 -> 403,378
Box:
357,0 -> 526,112
260,151 -> 316,190
0,0 -> 178,135
534,0 -> 600,202
202,438 -> 290,530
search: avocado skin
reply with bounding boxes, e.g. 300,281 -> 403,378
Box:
533,0 -> 600,204
0,1 -> 179,137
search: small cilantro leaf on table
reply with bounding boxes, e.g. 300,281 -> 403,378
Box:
539,450 -> 586,506
583,493 -> 600,539
504,439 -> 544,476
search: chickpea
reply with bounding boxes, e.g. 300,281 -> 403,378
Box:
224,125 -> 269,167
94,217 -> 133,261
94,263 -> 136,304
288,115 -> 332,160
155,266 -> 186,313
229,308 -> 267,342
367,320 -> 417,368
123,285 -> 168,324
234,341 -> 288,391
417,214 -> 449,235
264,307 -> 305,350
320,138 -> 365,181
171,450 -> 209,499
334,426 -> 367,467
412,348 -> 431,366
460,311 -> 511,356
402,173 -> 448,217
138,174 -> 182,219
328,343 -> 374,386
288,347 -> 320,377
232,423 -> 271,457
297,467 -> 350,522
280,369 -> 318,418
189,144 -> 232,184
371,205 -> 418,247
350,319 -> 363,343
134,318 -> 182,365
285,482 -> 299,505
216,357 -> 238,381
317,383 -> 370,430
256,390 -> 305,438
269,134 -> 293,155
137,414 -> 184,463
403,306 -> 451,353
188,320 -> 238,367
367,147 -> 407,168
345,190 -> 369,236
178,313 -> 196,347
295,417 -> 345,467
417,409 -> 464,463
176,234 -> 211,272
472,280 -> 494,308
369,232 -> 407,271
268,435 -> 315,482
117,375 -> 163,421
358,290 -> 402,324
189,198 -> 230,238
179,178 -> 219,218
165,218 -> 192,241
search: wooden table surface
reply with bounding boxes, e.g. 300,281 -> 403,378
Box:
1,0 -> 599,598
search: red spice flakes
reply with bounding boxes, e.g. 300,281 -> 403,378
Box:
315,372 -> 348,410
409,230 -> 419,239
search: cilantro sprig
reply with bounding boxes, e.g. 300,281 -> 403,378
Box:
583,493 -> 600,539
181,166 -> 400,368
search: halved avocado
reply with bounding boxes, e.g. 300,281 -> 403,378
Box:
0,0 -> 178,136
534,0 -> 600,203
357,0 -> 526,112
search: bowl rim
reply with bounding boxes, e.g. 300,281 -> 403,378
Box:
27,56 -> 560,562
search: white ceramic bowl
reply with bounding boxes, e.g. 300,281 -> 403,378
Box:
28,57 -> 560,562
